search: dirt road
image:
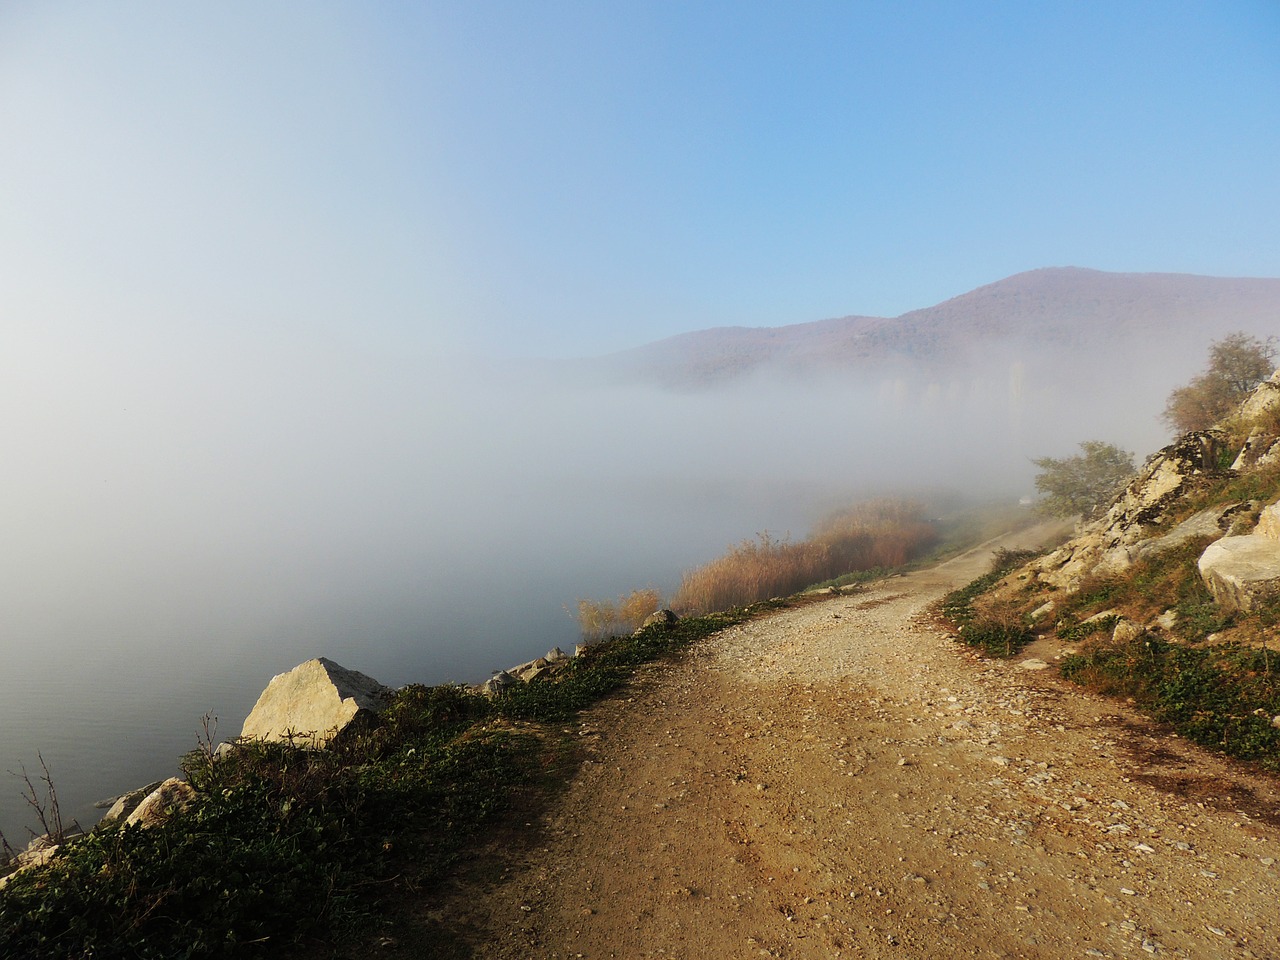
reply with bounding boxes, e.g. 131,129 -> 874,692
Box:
469,532 -> 1280,959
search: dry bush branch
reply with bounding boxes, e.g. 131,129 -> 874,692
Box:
8,752 -> 78,845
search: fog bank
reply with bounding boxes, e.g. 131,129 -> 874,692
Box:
0,328 -> 1167,840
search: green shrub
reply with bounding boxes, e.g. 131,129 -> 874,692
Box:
1058,614 -> 1118,642
990,547 -> 1040,570
957,618 -> 1035,658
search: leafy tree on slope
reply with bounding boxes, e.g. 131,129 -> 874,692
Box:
1033,441 -> 1136,519
1162,332 -> 1276,434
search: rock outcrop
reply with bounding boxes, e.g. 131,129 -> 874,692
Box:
634,609 -> 679,634
478,646 -> 581,697
1230,372 -> 1280,471
0,837 -> 63,890
1126,502 -> 1257,564
1020,367 -> 1280,625
513,657 -> 552,682
480,670 -> 518,696
1235,369 -> 1280,424
98,780 -> 165,828
1031,431 -> 1228,590
1198,500 -> 1280,613
239,657 -> 392,747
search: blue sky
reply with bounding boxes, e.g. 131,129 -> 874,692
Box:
3,2 -> 1278,358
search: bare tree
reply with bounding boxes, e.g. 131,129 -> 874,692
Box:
9,753 -> 78,844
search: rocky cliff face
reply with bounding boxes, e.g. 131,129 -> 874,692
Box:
1024,370 -> 1280,615
1030,430 -> 1233,590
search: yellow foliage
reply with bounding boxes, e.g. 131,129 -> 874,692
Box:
576,588 -> 664,641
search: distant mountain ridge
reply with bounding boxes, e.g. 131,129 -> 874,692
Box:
594,268 -> 1280,389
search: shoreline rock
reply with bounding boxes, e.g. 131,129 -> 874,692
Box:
239,657 -> 393,747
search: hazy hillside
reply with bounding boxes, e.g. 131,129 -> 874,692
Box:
591,268 -> 1280,390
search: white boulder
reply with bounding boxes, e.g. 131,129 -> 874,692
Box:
239,657 -> 392,747
98,780 -> 165,827
1198,502 -> 1280,614
125,778 -> 197,829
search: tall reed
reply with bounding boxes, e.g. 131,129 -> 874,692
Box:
576,588 -> 664,641
672,499 -> 937,615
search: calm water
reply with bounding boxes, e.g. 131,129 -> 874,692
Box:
0,564 -> 623,844
0,614 -> 577,846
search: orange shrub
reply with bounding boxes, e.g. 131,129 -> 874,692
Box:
671,533 -> 829,616
812,498 -> 938,571
672,499 -> 938,616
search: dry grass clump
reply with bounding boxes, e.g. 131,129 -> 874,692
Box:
811,499 -> 940,571
670,533 -> 828,617
576,588 -> 664,641
673,499 -> 938,616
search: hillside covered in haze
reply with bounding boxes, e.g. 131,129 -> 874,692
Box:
590,268 -> 1280,392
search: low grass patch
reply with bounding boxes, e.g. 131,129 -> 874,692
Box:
0,603 -> 772,959
1058,614 -> 1119,642
496,608 -> 753,723
938,549 -> 1041,658
1052,575 -> 1126,622
1062,635 -> 1280,768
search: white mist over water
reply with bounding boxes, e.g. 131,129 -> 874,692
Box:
0,330 -> 1169,841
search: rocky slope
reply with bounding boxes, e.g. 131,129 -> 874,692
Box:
1006,369 -> 1280,640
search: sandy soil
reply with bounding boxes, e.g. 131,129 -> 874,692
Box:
463,529 -> 1280,959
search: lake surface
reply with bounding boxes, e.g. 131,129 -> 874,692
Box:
1,612 -> 580,845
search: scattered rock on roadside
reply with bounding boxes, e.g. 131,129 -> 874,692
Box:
481,671 -> 518,696
635,609 -> 679,635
